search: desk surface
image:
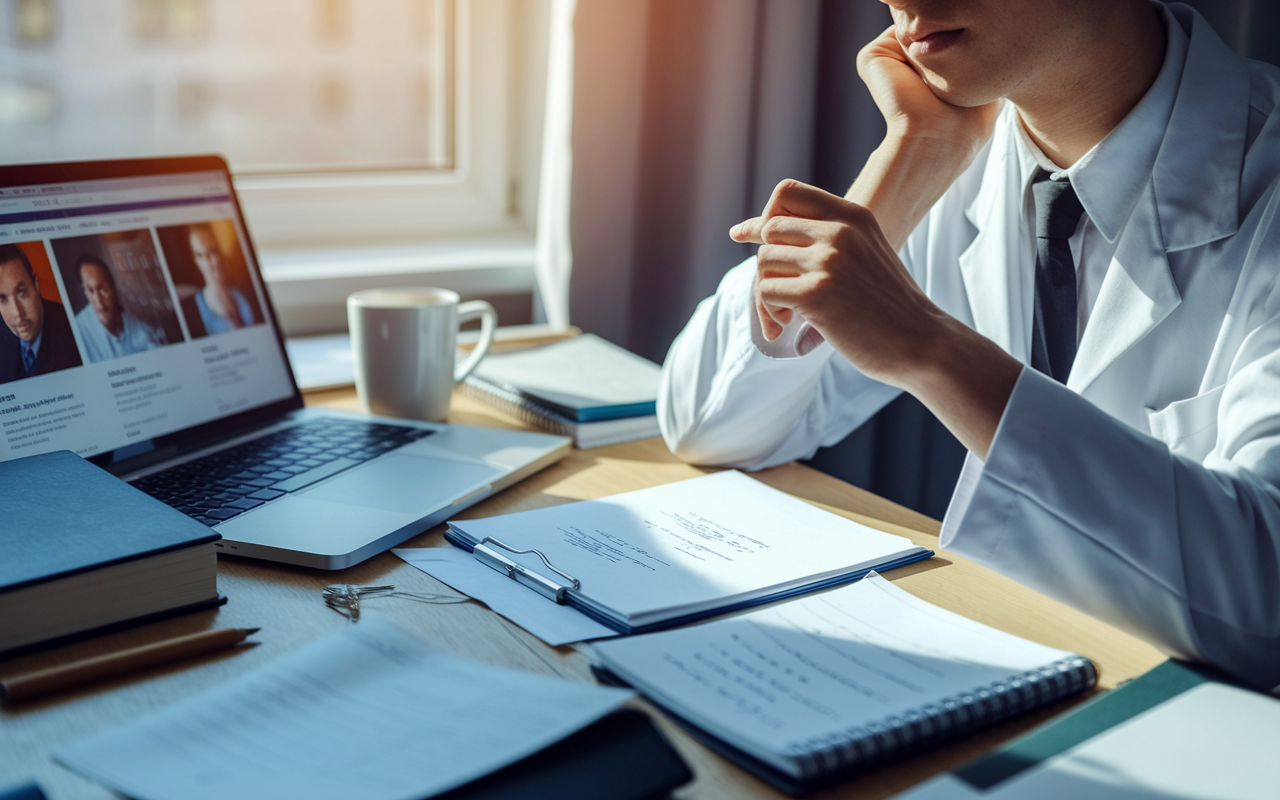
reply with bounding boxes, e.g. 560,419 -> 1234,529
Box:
1,389 -> 1166,800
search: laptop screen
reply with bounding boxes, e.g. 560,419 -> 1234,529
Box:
0,159 -> 299,467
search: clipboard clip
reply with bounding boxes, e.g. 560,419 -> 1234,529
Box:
472,537 -> 581,604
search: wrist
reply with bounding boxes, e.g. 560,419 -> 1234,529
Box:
898,317 -> 1022,459
849,135 -> 977,250
894,311 -> 964,393
876,131 -> 981,184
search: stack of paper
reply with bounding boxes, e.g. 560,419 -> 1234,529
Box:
57,620 -> 632,800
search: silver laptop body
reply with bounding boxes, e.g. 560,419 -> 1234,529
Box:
0,156 -> 569,570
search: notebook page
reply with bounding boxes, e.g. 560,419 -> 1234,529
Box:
474,334 -> 660,408
592,574 -> 1073,773
58,619 -> 631,800
450,471 -> 927,623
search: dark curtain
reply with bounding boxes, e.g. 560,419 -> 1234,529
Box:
569,0 -> 1280,521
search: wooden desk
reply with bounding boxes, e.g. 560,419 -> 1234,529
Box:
0,389 -> 1166,800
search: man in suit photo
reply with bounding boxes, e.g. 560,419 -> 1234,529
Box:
0,243 -> 82,385
660,1 -> 1280,690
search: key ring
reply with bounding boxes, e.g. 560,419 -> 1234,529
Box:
323,583 -> 468,622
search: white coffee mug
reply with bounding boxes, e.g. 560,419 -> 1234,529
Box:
347,288 -> 497,421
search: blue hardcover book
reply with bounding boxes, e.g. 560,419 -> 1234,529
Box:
0,450 -> 224,657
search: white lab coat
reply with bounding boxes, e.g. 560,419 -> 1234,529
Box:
658,4 -> 1280,691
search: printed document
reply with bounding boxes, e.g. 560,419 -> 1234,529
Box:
57,620 -> 631,800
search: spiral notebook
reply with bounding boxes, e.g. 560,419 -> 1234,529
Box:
591,573 -> 1097,795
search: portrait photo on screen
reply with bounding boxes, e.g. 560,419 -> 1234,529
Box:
51,231 -> 185,364
156,220 -> 262,340
0,241 -> 84,385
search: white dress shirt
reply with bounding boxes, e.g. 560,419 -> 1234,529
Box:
76,304 -> 167,363
658,4 -> 1280,690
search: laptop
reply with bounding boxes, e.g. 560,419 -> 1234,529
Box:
0,155 -> 570,570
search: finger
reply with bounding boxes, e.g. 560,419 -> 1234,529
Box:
756,243 -> 811,279
766,302 -> 793,326
730,216 -> 766,244
757,273 -> 821,309
753,268 -> 793,338
876,24 -> 907,58
757,216 -> 835,247
760,179 -> 856,225
756,296 -> 784,341
753,274 -> 793,328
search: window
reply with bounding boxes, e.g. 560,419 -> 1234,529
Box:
2,0 -> 550,330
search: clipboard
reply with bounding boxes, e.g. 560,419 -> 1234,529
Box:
444,529 -> 934,635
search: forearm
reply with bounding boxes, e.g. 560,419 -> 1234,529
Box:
847,133 -> 988,252
896,314 -> 1023,461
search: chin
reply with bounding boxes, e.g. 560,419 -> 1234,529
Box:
922,73 -> 1000,108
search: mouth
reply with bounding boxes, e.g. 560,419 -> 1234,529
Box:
903,27 -> 964,58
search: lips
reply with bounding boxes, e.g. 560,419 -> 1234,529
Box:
903,27 -> 964,58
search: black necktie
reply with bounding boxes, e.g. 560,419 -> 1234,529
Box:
21,343 -> 36,375
1029,169 -> 1086,383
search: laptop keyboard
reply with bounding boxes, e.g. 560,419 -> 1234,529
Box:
131,419 -> 435,527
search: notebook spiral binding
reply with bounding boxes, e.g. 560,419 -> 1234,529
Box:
461,376 -> 579,439
787,655 -> 1098,782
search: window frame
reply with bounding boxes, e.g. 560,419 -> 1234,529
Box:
235,0 -> 537,251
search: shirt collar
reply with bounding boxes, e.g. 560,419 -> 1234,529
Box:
21,330 -> 42,359
1012,1 -> 1190,243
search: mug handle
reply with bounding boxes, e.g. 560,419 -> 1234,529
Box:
454,300 -> 497,384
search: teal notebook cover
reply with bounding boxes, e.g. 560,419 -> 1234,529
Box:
952,659 -> 1224,791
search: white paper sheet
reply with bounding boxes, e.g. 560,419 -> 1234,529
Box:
448,471 -> 929,628
592,573 -> 1074,775
57,620 -> 631,800
896,683 -> 1280,799
284,333 -> 354,390
393,547 -> 620,646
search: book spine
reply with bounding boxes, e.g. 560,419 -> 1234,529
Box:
791,655 -> 1098,782
461,376 -> 578,440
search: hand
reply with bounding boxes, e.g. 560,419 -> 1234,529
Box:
857,26 -> 998,155
733,180 -> 944,386
732,178 -> 1023,460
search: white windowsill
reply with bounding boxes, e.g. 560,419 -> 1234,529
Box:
258,234 -> 538,335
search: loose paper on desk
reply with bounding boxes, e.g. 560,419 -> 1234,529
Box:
444,470 -> 931,634
56,619 -> 631,800
393,547 -> 620,645
894,682 -> 1280,800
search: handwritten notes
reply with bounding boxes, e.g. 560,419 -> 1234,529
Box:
592,574 -> 1073,774
447,471 -> 930,629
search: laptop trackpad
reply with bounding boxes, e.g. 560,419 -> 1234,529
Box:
308,454 -> 505,514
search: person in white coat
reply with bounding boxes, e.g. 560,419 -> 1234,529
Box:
659,0 -> 1280,691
